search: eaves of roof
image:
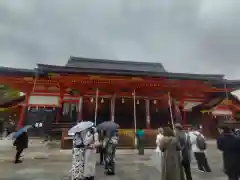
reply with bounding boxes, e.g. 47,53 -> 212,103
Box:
37,64 -> 225,81
0,67 -> 36,77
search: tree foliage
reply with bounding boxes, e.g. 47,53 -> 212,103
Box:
0,84 -> 20,102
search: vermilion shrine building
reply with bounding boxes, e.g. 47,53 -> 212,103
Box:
0,57 -> 239,147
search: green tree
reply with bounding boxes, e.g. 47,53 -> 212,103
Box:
0,85 -> 20,102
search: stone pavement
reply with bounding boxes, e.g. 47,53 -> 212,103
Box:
0,139 -> 226,180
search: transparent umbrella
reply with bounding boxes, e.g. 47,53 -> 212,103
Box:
68,121 -> 94,136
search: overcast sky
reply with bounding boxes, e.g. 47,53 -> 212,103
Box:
0,0 -> 240,79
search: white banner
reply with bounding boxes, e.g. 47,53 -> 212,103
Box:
28,95 -> 59,106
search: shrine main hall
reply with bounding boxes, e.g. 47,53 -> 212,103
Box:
0,57 -> 239,147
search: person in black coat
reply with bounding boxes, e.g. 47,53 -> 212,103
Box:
217,127 -> 240,180
98,129 -> 106,165
13,131 -> 29,164
175,124 -> 192,180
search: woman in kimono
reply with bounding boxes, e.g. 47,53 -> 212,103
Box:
160,127 -> 185,180
156,128 -> 164,154
104,129 -> 119,175
72,126 -> 99,180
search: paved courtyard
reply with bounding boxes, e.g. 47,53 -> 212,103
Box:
0,139 -> 225,180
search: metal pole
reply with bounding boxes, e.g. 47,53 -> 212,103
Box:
168,92 -> 175,132
94,88 -> 99,126
224,82 -> 229,100
78,96 -> 83,122
224,82 -> 232,120
111,94 -> 116,122
133,90 -> 137,146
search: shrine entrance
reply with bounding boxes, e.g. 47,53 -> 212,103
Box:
23,107 -> 57,136
97,97 -> 110,124
82,97 -> 110,125
150,99 -> 170,128
115,98 -> 134,129
135,99 -> 146,129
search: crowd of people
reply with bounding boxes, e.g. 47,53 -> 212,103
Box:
10,121 -> 240,180
71,123 -> 119,180
154,123 -> 240,180
11,122 -> 119,180
155,124 -> 211,180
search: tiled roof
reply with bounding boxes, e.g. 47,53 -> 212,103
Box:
66,56 -> 167,73
0,67 -> 35,76
38,63 -> 225,81
0,57 -> 239,89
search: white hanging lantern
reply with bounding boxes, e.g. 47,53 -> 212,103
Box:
101,98 -> 104,103
137,100 -> 140,104
90,98 -> 94,103
39,123 -> 43,128
153,100 -> 157,104
122,98 -> 124,104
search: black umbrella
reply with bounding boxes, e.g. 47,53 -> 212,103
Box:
97,121 -> 119,132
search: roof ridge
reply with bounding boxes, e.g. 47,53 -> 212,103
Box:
68,56 -> 165,67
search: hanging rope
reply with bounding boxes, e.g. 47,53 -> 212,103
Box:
168,92 -> 175,132
31,71 -> 38,94
94,88 -> 99,126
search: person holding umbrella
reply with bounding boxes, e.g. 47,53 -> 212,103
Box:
97,121 -> 119,175
13,125 -> 35,164
69,121 -> 100,180
97,129 -> 106,165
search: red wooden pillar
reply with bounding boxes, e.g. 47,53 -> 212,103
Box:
145,99 -> 150,128
78,96 -> 83,121
17,93 -> 30,129
56,92 -> 63,123
110,95 -> 116,121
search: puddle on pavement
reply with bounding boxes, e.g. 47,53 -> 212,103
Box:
16,168 -> 45,174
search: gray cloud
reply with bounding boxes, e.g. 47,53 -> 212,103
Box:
0,0 -> 240,79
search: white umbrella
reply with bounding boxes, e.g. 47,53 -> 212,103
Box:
68,121 -> 94,136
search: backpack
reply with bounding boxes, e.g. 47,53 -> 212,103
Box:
194,133 -> 206,150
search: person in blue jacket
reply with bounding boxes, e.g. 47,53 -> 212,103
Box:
136,128 -> 144,155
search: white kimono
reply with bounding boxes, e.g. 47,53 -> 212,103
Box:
155,133 -> 164,153
72,128 -> 99,179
